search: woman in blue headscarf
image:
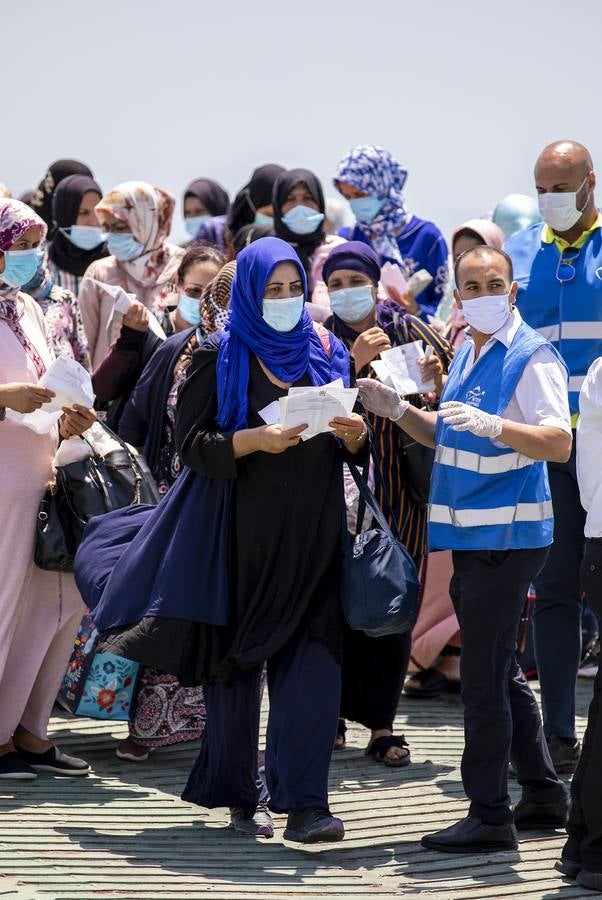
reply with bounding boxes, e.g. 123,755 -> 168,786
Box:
333,144 -> 449,321
136,236 -> 362,844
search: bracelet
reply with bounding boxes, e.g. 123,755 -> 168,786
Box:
354,426 -> 368,443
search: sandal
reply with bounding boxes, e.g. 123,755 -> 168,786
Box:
404,668 -> 461,699
334,718 -> 347,751
365,734 -> 411,768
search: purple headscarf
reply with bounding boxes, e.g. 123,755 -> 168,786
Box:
322,240 -> 381,286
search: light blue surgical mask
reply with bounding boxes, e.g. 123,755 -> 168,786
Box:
107,232 -> 145,262
349,195 -> 385,222
254,211 -> 274,227
281,205 -> 325,235
178,293 -> 202,326
63,225 -> 105,251
0,247 -> 44,288
184,215 -> 211,238
262,295 -> 305,332
329,285 -> 375,324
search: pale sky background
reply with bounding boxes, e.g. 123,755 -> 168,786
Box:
6,0 -> 602,244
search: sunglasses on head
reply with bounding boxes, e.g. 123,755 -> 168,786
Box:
556,248 -> 581,284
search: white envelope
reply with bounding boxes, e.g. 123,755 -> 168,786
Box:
280,380 -> 358,441
373,341 -> 435,395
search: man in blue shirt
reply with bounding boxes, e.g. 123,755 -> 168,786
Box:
505,141 -> 602,774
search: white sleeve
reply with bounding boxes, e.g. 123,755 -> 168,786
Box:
577,358 -> 602,536
513,346 -> 572,434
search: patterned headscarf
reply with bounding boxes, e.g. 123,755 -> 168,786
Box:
96,181 -> 176,284
333,145 -> 410,264
0,199 -> 48,378
0,199 -> 47,302
200,260 -> 236,334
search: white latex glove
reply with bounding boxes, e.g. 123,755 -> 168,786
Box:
438,401 -> 503,438
357,378 -> 410,422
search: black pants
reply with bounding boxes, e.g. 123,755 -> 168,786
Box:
451,548 -> 566,825
340,624 -> 411,732
181,630 -> 340,813
533,440 -> 586,739
565,540 -> 602,872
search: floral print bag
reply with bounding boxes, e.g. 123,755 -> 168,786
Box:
57,614 -> 140,720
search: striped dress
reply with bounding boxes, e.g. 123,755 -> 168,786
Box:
328,301 -> 453,562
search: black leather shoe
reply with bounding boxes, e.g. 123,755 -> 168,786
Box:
513,796 -> 569,831
283,808 -> 344,843
577,869 -> 602,891
421,816 -> 518,853
555,857 -> 582,880
547,736 -> 581,774
229,801 -> 274,838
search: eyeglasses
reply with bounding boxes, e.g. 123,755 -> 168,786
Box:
556,248 -> 581,284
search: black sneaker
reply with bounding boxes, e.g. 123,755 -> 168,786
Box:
283,808 -> 344,843
229,800 -> 274,838
0,751 -> 37,780
547,736 -> 581,774
17,745 -> 90,776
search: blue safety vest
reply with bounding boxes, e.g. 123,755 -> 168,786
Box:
505,223 -> 602,415
428,321 -> 561,552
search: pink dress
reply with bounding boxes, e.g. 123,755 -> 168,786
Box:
0,296 -> 83,743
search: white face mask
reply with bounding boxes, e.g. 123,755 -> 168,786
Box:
538,176 -> 590,232
459,293 -> 511,335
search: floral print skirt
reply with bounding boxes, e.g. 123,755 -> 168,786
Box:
129,667 -> 206,749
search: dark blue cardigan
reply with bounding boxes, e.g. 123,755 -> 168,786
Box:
118,327 -> 196,476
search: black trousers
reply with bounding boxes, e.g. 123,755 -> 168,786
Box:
565,540 -> 602,872
181,630 -> 341,814
533,440 -> 586,739
451,547 -> 567,825
340,624 -> 411,732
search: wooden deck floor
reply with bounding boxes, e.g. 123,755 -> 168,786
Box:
0,679 -> 595,899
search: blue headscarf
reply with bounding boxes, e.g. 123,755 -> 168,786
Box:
217,236 -> 350,432
333,145 -> 410,265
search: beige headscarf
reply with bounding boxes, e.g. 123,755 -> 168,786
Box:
96,181 -> 176,285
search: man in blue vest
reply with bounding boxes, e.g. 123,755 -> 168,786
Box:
359,245 -> 571,853
505,141 -> 602,774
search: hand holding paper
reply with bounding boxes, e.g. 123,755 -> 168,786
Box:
92,279 -> 167,342
280,379 -> 358,441
259,379 -> 359,442
6,355 -> 95,434
371,341 -> 435,396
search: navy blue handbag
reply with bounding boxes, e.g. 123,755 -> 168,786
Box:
341,462 -> 420,638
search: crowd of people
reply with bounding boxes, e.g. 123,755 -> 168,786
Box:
1,139 -> 601,889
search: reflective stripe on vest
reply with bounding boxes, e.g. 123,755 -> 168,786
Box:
429,500 -> 553,528
435,444 -> 535,475
538,322 -> 602,341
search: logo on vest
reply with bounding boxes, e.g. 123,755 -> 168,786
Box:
465,386 -> 485,408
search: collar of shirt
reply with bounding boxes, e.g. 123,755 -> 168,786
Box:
463,308 -> 522,375
541,211 -> 602,252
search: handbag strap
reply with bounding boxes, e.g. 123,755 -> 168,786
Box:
347,460 -> 403,545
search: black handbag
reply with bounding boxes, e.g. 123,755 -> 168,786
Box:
35,424 -> 161,572
341,461 -> 420,638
